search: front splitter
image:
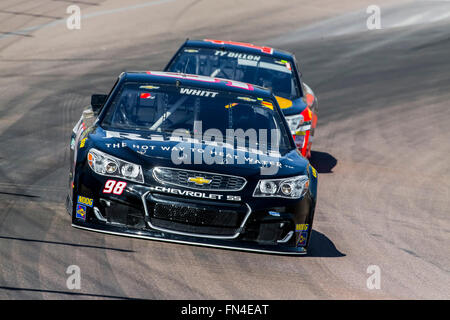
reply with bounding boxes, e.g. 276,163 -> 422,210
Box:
72,221 -> 307,256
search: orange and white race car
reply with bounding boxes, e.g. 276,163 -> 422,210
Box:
165,39 -> 318,158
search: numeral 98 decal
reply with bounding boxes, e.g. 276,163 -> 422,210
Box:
103,180 -> 127,195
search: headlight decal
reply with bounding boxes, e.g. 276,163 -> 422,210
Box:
87,148 -> 144,184
285,114 -> 304,133
253,175 -> 309,199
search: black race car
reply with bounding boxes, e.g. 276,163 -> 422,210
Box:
67,71 -> 318,254
164,39 -> 318,158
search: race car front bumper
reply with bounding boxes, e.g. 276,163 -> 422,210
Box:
70,178 -> 314,255
72,222 -> 307,255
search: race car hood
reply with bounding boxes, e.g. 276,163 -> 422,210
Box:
86,126 -> 309,179
275,96 -> 308,117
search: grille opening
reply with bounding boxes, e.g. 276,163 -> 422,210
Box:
153,203 -> 241,227
153,167 -> 246,191
145,195 -> 250,237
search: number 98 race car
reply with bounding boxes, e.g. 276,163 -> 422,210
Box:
165,39 -> 318,158
67,71 -> 318,255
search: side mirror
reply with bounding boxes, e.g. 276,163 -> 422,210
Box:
91,94 -> 108,113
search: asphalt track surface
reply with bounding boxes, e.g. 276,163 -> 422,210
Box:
0,0 -> 449,299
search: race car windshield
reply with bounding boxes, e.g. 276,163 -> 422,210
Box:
100,82 -> 294,154
167,47 -> 301,100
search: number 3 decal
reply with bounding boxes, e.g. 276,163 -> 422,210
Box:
103,180 -> 127,195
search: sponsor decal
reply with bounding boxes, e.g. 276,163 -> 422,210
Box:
103,130 -> 282,156
76,204 -> 87,221
79,127 -> 91,140
179,87 -> 218,98
187,176 -> 212,185
275,96 -> 293,109
296,224 -> 309,231
226,195 -> 241,201
225,102 -> 239,109
261,101 -> 273,110
77,195 -> 93,207
79,137 -> 87,148
140,92 -> 155,99
237,96 -> 257,102
297,231 -> 308,247
204,39 -> 274,54
268,211 -> 280,217
311,166 -> 317,178
228,99 -> 273,109
146,71 -> 254,91
214,50 -> 261,62
295,224 -> 309,246
148,186 -> 241,201
102,130 -> 285,169
101,130 -> 293,175
139,85 -> 159,90
274,60 -> 292,70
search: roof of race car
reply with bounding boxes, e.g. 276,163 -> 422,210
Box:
121,71 -> 274,98
182,39 -> 295,61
